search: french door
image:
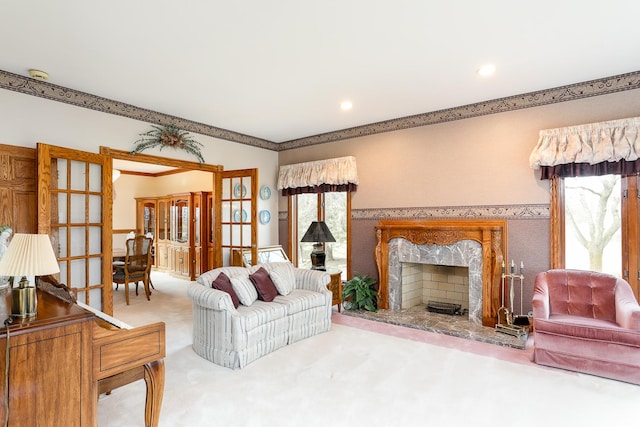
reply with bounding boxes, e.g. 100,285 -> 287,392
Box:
37,143 -> 113,314
216,169 -> 257,266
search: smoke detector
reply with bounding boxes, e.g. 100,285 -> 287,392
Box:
28,69 -> 49,81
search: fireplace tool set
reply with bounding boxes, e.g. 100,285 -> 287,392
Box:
495,260 -> 529,338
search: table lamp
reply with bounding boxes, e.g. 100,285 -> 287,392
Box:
0,233 -> 60,318
300,221 -> 336,270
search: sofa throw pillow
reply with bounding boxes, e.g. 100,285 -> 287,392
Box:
211,272 -> 240,309
249,267 -> 279,302
230,276 -> 258,306
263,262 -> 295,295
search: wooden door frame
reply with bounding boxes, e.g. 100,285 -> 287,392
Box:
100,147 -> 223,270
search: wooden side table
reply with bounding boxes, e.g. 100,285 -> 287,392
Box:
325,268 -> 343,312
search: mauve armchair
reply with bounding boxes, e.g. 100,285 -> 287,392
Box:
532,269 -> 640,384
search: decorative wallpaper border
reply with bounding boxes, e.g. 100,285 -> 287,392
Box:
2,68 -> 639,152
278,204 -> 549,221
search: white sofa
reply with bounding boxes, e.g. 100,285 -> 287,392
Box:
187,263 -> 332,369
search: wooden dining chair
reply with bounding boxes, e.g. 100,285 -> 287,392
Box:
113,235 -> 153,305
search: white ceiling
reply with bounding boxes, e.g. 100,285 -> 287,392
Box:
3,1 -> 640,143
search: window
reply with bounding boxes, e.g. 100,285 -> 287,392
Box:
290,192 -> 351,279
551,174 -> 640,296
564,175 -> 621,276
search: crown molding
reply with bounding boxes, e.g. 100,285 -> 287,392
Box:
0,69 -> 275,150
2,68 -> 639,152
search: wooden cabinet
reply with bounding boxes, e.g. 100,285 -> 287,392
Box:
137,192 -> 210,280
326,268 -> 343,312
0,290 -> 96,426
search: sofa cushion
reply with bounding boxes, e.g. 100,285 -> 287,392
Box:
231,276 -> 258,306
273,289 -> 327,315
249,267 -> 279,302
235,300 -> 289,332
211,272 -> 240,308
262,262 -> 295,295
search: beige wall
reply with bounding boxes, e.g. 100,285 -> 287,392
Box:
279,89 -> 640,210
278,89 -> 640,313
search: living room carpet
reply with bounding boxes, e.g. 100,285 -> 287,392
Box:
98,272 -> 640,427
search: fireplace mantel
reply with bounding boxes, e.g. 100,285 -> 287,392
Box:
374,219 -> 507,327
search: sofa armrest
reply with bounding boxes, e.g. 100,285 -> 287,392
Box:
293,268 -> 331,294
187,282 -> 238,313
532,274 -> 550,320
615,281 -> 640,330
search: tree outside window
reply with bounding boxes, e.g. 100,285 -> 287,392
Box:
564,174 -> 621,276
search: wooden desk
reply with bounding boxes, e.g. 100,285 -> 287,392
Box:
0,288 -> 96,426
0,284 -> 165,427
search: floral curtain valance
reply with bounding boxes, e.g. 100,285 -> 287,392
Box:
278,156 -> 358,196
529,117 -> 640,170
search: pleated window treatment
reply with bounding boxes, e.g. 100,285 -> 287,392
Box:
278,156 -> 358,196
529,117 -> 640,179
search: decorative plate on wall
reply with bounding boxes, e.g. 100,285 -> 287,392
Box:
233,183 -> 247,198
233,209 -> 248,223
259,210 -> 271,225
259,185 -> 271,200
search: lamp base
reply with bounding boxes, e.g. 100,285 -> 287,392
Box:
11,277 -> 37,317
310,245 -> 326,271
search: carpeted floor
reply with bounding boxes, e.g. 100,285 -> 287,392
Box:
98,272 -> 640,427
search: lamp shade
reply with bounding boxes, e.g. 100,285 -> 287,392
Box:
0,234 -> 60,277
300,221 -> 336,243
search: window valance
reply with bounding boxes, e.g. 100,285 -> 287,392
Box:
278,156 -> 358,196
529,117 -> 640,170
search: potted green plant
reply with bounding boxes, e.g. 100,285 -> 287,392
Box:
342,274 -> 378,312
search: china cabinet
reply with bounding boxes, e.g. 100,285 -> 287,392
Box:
136,192 -> 211,279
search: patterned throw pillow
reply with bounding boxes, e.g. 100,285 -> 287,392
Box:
264,262 -> 295,295
249,267 -> 279,302
210,272 -> 240,308
230,276 -> 258,306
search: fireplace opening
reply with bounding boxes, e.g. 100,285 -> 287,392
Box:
401,263 -> 470,316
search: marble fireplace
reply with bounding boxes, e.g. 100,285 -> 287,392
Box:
375,219 -> 506,327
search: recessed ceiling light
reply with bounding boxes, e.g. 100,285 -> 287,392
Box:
477,64 -> 496,77
340,100 -> 353,111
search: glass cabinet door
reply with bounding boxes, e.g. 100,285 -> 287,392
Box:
143,202 -> 156,237
158,199 -> 168,241
173,198 -> 189,243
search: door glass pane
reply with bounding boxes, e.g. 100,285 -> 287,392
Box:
70,226 -> 86,257
56,159 -> 68,190
56,226 -> 68,258
89,257 -> 102,284
88,163 -> 102,192
70,194 -> 86,223
89,195 -> 102,223
565,175 -> 621,276
89,226 -> 101,255
57,193 -> 68,223
70,160 -> 86,191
